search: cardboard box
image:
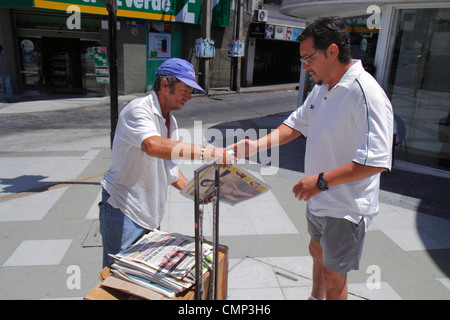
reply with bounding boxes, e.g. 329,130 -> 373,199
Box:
84,244 -> 228,300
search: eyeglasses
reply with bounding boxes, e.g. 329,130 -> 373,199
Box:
300,50 -> 319,66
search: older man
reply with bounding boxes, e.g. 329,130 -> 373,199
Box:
100,58 -> 231,267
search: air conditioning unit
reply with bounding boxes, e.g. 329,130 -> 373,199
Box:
257,9 -> 268,22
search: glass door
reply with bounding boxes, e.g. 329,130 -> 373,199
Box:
384,8 -> 450,170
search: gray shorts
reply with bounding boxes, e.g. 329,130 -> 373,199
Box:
306,209 -> 366,274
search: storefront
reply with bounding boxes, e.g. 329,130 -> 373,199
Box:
380,6 -> 450,172
15,10 -> 101,94
280,0 -> 450,174
0,0 -> 230,96
247,23 -> 303,86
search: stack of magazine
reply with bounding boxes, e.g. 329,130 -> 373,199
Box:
108,230 -> 213,299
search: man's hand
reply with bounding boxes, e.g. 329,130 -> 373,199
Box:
204,147 -> 233,166
292,174 -> 321,201
227,139 -> 258,161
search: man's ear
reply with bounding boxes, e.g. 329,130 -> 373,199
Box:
327,43 -> 339,61
160,77 -> 170,92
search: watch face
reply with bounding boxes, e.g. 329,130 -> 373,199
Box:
318,180 -> 326,190
317,174 -> 328,191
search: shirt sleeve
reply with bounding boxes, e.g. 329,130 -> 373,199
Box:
352,77 -> 394,170
283,100 -> 311,137
119,102 -> 161,149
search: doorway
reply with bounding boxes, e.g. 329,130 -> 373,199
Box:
252,39 -> 301,85
41,37 -> 83,93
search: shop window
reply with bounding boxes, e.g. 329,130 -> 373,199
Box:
384,8 -> 450,170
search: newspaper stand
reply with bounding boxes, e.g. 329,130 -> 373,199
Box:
194,159 -> 220,300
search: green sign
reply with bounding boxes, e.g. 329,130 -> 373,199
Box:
31,0 -> 229,27
92,46 -> 108,67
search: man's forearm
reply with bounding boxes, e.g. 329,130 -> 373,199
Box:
323,162 -> 387,188
257,123 -> 301,151
141,136 -> 231,163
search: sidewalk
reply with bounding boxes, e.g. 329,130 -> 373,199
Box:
0,85 -> 449,300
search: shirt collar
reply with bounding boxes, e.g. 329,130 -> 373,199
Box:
335,59 -> 364,90
148,91 -> 177,134
148,91 -> 163,119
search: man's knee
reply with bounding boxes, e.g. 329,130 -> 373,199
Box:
322,265 -> 347,283
309,239 -> 322,261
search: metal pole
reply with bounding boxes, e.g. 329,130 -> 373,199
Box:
101,0 -> 118,148
212,162 -> 220,300
231,0 -> 242,92
199,0 -> 212,94
236,0 -> 243,93
194,160 -> 221,300
194,170 -> 203,300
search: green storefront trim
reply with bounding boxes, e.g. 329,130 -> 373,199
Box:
2,0 -> 230,27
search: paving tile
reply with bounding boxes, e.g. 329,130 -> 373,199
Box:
0,187 -> 67,221
347,282 -> 402,300
3,239 -> 72,267
382,228 -> 446,251
228,287 -> 286,300
84,189 -> 101,220
228,257 -> 279,289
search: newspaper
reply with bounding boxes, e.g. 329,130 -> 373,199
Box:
108,230 -> 213,297
181,164 -> 271,206
113,230 -> 212,280
110,267 -> 177,298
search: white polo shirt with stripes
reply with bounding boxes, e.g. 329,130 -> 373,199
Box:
284,60 -> 393,226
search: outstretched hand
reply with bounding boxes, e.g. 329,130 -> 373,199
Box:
226,139 -> 258,161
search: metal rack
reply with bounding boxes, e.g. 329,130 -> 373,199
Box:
193,159 -> 221,300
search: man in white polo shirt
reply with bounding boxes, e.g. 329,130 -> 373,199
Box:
231,17 -> 393,299
100,58 -> 231,267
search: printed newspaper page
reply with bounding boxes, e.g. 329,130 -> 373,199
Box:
180,164 -> 271,206
114,230 -> 212,280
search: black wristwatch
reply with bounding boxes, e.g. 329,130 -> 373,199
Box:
316,172 -> 328,191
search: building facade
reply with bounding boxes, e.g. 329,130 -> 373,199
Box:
0,0 -> 231,96
0,0 -> 305,98
281,0 -> 450,175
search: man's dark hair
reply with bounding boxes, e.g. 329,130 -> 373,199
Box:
299,16 -> 351,64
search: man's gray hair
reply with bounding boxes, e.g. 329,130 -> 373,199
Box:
152,75 -> 181,92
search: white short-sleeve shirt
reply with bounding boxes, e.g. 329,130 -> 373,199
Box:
284,60 -> 393,224
101,91 -> 179,230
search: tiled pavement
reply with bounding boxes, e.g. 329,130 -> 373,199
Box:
0,89 -> 449,300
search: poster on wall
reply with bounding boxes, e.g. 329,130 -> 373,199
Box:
274,26 -> 286,40
292,28 -> 302,41
92,46 -> 108,67
148,32 -> 171,59
264,25 -> 274,39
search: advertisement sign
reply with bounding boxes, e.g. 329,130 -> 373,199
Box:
89,46 -> 109,83
32,0 -> 230,27
148,33 -> 171,59
228,40 -> 245,58
194,38 -> 215,58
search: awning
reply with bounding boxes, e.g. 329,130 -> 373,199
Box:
280,0 -> 387,20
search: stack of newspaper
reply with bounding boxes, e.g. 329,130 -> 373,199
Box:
108,230 -> 213,299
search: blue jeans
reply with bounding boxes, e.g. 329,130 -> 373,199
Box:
99,188 -> 149,268
0,72 -> 13,102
